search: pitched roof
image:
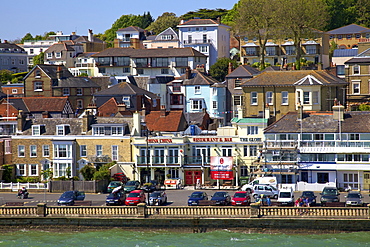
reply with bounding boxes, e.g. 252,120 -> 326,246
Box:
18,97 -> 71,112
328,24 -> 370,35
344,48 -> 370,64
178,18 -> 230,28
93,47 -> 206,58
145,110 -> 185,132
241,70 -> 348,87
73,35 -> 105,43
265,111 -> 370,133
0,43 -> 24,50
117,26 -> 146,32
93,81 -> 158,98
182,70 -> 220,86
226,65 -> 260,78
333,49 -> 358,57
155,27 -> 179,40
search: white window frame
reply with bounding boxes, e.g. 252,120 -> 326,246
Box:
56,125 -> 68,136
43,145 -> 50,157
251,92 -> 258,105
122,96 -> 131,108
18,145 -> 25,157
5,140 -> 11,154
29,164 -> 38,176
195,86 -> 201,94
212,101 -> 217,109
30,145 -> 37,157
32,125 -> 40,136
247,126 -> 258,135
17,164 -> 26,176
55,52 -> 61,58
266,91 -> 273,105
47,53 -> 52,59
199,46 -> 208,53
212,88 -> 217,96
353,64 -> 360,75
96,145 -> 103,157
34,81 -> 43,91
12,89 -> 17,94
303,91 -> 310,104
112,145 -> 118,161
191,100 -> 202,110
80,145 -> 87,157
281,91 -> 288,105
353,82 -> 360,94
63,88 -> 70,96
54,144 -> 72,158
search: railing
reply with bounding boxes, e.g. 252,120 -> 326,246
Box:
0,182 -> 48,191
183,39 -> 211,45
0,204 -> 369,219
75,63 -> 95,68
136,155 -> 181,165
266,140 -> 370,148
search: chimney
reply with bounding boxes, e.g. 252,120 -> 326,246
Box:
132,111 -> 141,136
88,29 -> 93,42
333,104 -> 344,121
17,110 -> 26,132
72,32 -> 76,35
82,111 -> 94,133
297,103 -> 303,121
185,67 -> 191,79
228,62 -> 233,74
264,103 -> 270,119
216,17 -> 221,24
160,105 -> 166,117
57,65 -> 63,79
42,111 -> 49,118
117,103 -> 126,112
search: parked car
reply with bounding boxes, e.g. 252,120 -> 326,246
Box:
149,191 -> 167,206
211,191 -> 231,206
345,192 -> 364,207
106,192 -> 126,206
300,191 -> 317,206
188,191 -> 208,206
320,187 -> 340,206
125,190 -> 146,206
231,191 -> 251,206
57,191 -> 85,206
277,187 -> 294,206
142,180 -> 159,193
107,181 -> 124,193
124,180 -> 141,193
252,184 -> 278,199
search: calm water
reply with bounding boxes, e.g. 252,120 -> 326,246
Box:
1,229 -> 370,247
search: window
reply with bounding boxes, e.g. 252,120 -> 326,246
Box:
30,145 -> 37,157
191,100 -> 202,110
173,83 -> 181,92
175,57 -> 188,67
54,144 -> 70,158
199,46 -> 208,53
32,125 -> 40,136
55,52 -> 61,58
349,134 -> 360,140
136,68 -> 143,74
212,88 -> 217,96
161,35 -> 172,40
235,79 -> 242,88
353,82 -> 360,94
212,101 -> 217,109
312,91 -> 319,104
76,88 -> 82,95
123,67 -> 130,73
17,164 -> 25,176
34,81 -> 43,91
5,140 -> 11,154
30,49 -> 34,54
63,88 -> 70,96
188,35 -> 192,43
18,145 -> 25,157
77,99 -> 83,109
247,126 -> 258,135
112,145 -> 118,161
281,91 -> 288,105
202,34 -> 207,43
170,94 -> 183,105
338,35 -> 342,40
303,91 -> 310,104
47,53 -> 52,59
266,91 -> 273,105
250,145 -> 258,156
234,96 -> 243,106
195,86 -> 201,94
80,145 -> 87,157
122,96 -> 131,108
161,68 -> 169,74
251,92 -> 257,105
29,164 -> 38,176
12,89 -> 17,94
96,145 -> 103,157
221,146 -> 232,156
285,46 -> 295,55
346,34 -> 352,39
43,145 -> 50,157
56,125 -> 66,136
353,65 -> 360,75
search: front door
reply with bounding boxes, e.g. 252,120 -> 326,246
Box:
364,171 -> 370,190
185,170 -> 202,185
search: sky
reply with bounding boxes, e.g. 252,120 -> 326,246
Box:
1,0 -> 236,41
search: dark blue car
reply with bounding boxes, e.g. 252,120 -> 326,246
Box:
57,191 -> 85,206
211,191 -> 231,206
188,191 -> 208,206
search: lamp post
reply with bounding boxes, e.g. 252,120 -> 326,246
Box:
142,123 -> 150,205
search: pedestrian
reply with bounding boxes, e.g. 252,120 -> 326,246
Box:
266,195 -> 271,206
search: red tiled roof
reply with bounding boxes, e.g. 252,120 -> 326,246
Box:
145,110 -> 184,132
21,97 -> 70,112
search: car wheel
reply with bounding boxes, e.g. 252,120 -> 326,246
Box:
253,194 -> 258,199
273,194 -> 278,199
246,189 -> 252,193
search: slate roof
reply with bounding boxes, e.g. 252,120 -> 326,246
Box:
241,70 -> 348,87
0,43 -> 24,50
328,24 -> 370,35
226,65 -> 260,78
145,110 -> 185,132
117,26 -> 146,32
344,48 -> 370,64
181,70 -> 220,86
155,27 -> 179,40
178,19 -> 230,28
45,42 -> 79,52
333,49 -> 358,57
8,97 -> 72,113
73,36 -> 105,43
265,111 -> 370,134
93,81 -> 158,98
93,47 -> 206,58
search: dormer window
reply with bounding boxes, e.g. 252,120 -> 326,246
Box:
32,125 -> 45,136
56,125 -> 69,136
47,53 -> 52,59
122,96 -> 131,108
92,124 -> 124,136
63,88 -> 70,96
55,52 -> 61,58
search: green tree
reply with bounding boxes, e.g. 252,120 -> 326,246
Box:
0,70 -> 13,83
21,33 -> 34,43
233,0 -> 280,70
79,165 -> 96,181
180,8 -> 229,20
146,12 -> 180,34
140,12 -> 154,29
1,165 -> 13,182
40,168 -> 53,181
222,3 -> 240,26
33,52 -> 44,65
93,163 -> 112,181
278,0 -> 329,69
209,57 -> 239,82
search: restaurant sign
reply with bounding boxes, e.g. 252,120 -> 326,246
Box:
210,156 -> 234,180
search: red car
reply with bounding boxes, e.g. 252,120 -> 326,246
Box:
231,191 -> 251,206
125,190 -> 146,206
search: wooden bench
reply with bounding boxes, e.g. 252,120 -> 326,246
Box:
5,202 -> 24,206
73,201 -> 92,206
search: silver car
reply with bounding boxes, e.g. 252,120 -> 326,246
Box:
149,191 -> 167,206
252,184 -> 278,199
345,192 -> 364,207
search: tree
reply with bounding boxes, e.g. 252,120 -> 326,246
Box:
278,0 -> 329,70
79,165 -> 96,181
146,12 -> 180,34
233,0 -> 280,70
40,168 -> 53,181
209,57 -> 239,82
180,8 -> 229,20
21,33 -> 34,43
93,163 -> 112,181
0,70 -> 13,83
140,12 -> 154,29
33,52 -> 44,65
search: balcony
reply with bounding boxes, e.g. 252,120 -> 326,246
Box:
137,155 -> 181,166
183,39 -> 211,45
75,63 -> 94,68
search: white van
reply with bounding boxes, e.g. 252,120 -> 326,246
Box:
277,187 -> 294,206
241,176 -> 277,192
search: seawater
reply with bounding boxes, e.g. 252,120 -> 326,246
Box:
1,229 -> 370,247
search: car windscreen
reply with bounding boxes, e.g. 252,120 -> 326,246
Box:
191,193 -> 203,198
60,191 -> 73,198
323,189 -> 337,195
279,192 -> 291,198
128,193 -> 140,197
109,182 -> 121,186
213,192 -> 226,197
302,192 -> 314,197
347,193 -> 361,198
108,193 -> 120,199
234,193 -> 247,198
126,181 -> 137,186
